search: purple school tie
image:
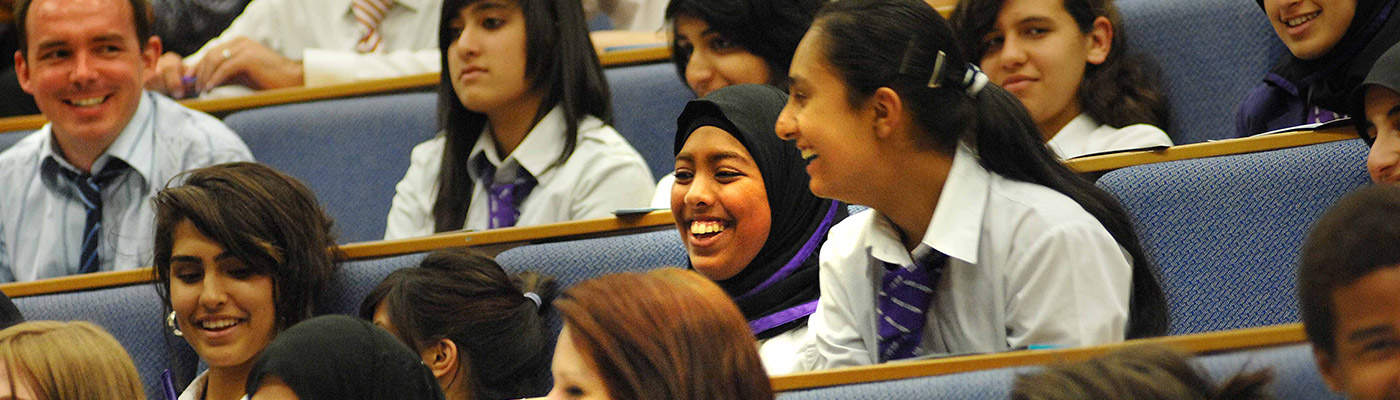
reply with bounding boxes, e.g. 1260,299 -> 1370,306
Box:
58,161 -> 128,274
876,244 -> 948,362
480,163 -> 536,229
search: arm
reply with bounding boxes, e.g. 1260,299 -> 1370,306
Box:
569,150 -> 655,220
799,232 -> 876,371
1003,221 -> 1132,349
384,138 -> 444,240
301,48 -> 441,87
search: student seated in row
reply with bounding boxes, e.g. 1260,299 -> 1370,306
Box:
1237,0 -> 1400,136
385,0 -> 654,239
950,0 -> 1172,159
651,0 -> 823,208
1353,43 -> 1400,184
778,0 -> 1168,369
1298,184 -> 1400,400
0,321 -> 145,400
1012,345 -> 1273,400
360,249 -> 554,400
670,84 -> 846,374
245,315 -> 445,400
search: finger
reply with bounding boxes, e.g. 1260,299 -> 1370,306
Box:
193,44 -> 230,92
202,55 -> 245,91
162,60 -> 186,98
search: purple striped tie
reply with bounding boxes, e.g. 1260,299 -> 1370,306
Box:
352,0 -> 394,53
876,245 -> 948,362
480,163 -> 536,229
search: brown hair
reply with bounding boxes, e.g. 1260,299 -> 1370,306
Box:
0,321 -> 145,400
152,162 -> 341,332
554,268 -> 772,400
1011,345 -> 1273,400
13,0 -> 155,56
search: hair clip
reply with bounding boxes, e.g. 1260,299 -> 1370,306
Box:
927,51 -> 948,89
963,64 -> 990,97
523,292 -> 542,308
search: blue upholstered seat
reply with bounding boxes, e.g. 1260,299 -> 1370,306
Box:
223,93 -> 439,244
1117,0 -> 1288,143
11,284 -> 200,400
1097,139 -> 1370,334
1197,343 -> 1340,399
604,62 -> 695,179
0,130 -> 35,154
314,253 -> 431,316
494,229 -> 688,340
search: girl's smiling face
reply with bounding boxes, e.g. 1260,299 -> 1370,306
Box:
673,15 -> 773,97
672,126 -> 771,281
977,0 -> 1109,136
168,219 -> 278,370
1264,0 -> 1356,60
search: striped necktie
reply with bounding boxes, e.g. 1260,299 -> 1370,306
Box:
353,0 -> 394,53
479,162 -> 537,229
59,161 -> 128,274
876,244 -> 948,362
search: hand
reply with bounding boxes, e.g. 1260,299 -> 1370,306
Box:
190,37 -> 304,92
144,52 -> 192,98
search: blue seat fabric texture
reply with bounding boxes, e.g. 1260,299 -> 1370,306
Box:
12,284 -> 199,400
1097,139 -> 1370,335
1116,0 -> 1287,144
223,93 -> 439,244
604,62 -> 695,179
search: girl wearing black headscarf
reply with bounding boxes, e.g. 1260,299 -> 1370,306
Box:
244,315 -> 445,400
670,84 -> 846,374
1237,0 -> 1400,136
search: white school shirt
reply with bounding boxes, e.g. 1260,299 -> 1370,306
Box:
799,146 -> 1131,371
179,371 -> 251,400
1046,114 -> 1173,160
758,323 -> 809,375
383,107 -> 655,239
650,173 -> 674,208
184,0 -> 442,88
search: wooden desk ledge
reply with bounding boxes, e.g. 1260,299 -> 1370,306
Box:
770,323 -> 1307,392
1065,128 -> 1359,174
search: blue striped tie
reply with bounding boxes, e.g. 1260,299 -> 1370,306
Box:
60,162 -> 127,274
877,245 -> 948,362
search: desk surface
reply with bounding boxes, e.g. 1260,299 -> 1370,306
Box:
1064,128 -> 1358,173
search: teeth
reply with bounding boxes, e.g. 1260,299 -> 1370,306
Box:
690,220 -> 725,235
70,96 -> 105,107
800,149 -> 818,160
1286,12 -> 1318,27
201,319 -> 239,330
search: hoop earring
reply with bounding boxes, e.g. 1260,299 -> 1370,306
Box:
167,311 -> 184,337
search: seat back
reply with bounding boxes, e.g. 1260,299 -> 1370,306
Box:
0,130 -> 34,154
12,284 -> 200,399
605,62 -> 695,179
1097,139 -> 1370,334
493,229 -> 687,342
1117,0 -> 1287,143
314,253 -> 430,316
1196,343 -> 1340,399
223,93 -> 439,243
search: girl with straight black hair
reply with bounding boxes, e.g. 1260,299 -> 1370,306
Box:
776,0 -> 1167,369
664,0 -> 821,97
385,0 -> 654,239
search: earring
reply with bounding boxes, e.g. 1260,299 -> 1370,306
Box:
167,311 -> 184,337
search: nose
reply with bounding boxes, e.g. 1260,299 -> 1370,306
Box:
198,273 -> 228,311
775,104 -> 798,140
683,174 -> 718,209
685,52 -> 715,96
70,51 -> 98,85
452,26 -> 479,60
998,36 -> 1028,71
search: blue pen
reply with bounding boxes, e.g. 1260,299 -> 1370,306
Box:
161,369 -> 178,400
1027,344 -> 1064,350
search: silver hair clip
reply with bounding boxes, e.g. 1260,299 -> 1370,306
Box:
927,51 -> 947,89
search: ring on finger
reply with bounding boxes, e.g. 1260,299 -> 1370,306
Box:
222,49 -> 232,60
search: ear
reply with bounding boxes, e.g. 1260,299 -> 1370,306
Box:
1314,346 -> 1345,392
870,87 -> 905,140
14,50 -> 32,95
421,338 -> 460,381
142,36 -> 162,70
1084,16 -> 1112,66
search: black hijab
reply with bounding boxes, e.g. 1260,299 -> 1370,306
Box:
1261,0 -> 1400,111
1353,43 -> 1400,143
673,84 -> 846,340
245,315 -> 445,400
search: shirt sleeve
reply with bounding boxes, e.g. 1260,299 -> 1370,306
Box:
649,173 -> 674,208
0,221 -> 12,283
384,138 -> 443,240
799,230 -> 876,371
184,0 -> 279,65
1002,220 -> 1131,349
568,141 -> 655,220
301,48 -> 442,87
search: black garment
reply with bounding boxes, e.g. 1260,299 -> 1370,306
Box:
246,315 -> 445,400
150,0 -> 253,57
1,21 -> 38,119
673,84 -> 845,340
0,290 -> 22,330
1354,43 -> 1400,143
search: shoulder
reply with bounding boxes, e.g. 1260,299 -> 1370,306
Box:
1093,123 -> 1174,148
150,94 -> 249,153
409,135 -> 447,161
0,130 -> 46,168
820,210 -> 878,268
984,177 -> 1107,241
564,118 -> 649,171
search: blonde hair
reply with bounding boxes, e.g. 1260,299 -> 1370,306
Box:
0,321 -> 145,400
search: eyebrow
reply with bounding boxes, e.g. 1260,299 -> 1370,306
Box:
1386,105 -> 1400,119
468,1 -> 511,11
169,252 -> 237,264
1345,325 -> 1396,343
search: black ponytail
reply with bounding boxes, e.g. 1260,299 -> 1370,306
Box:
815,0 -> 1168,338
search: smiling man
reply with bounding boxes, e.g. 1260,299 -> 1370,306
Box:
0,0 -> 251,282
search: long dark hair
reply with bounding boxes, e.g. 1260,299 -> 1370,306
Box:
813,0 -> 1167,338
950,0 -> 1171,132
359,249 -> 554,400
664,0 -> 822,91
153,162 -> 341,332
432,0 -> 613,232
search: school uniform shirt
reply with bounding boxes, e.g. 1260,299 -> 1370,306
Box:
1046,114 -> 1173,160
384,107 -> 655,239
799,146 -> 1131,371
0,91 -> 253,282
184,0 -> 441,88
179,371 -> 251,400
758,323 -> 809,375
650,173 -> 674,208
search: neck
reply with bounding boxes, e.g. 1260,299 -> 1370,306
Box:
485,93 -> 548,157
1037,106 -> 1081,142
51,132 -> 117,173
867,149 -> 953,252
204,364 -> 254,400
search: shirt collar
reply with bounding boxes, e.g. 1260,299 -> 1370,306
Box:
340,0 -> 426,13
37,91 -> 155,186
467,106 -> 569,180
867,145 -> 988,266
